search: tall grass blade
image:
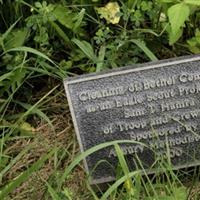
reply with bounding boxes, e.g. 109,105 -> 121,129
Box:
114,144 -> 130,176
72,38 -> 97,63
96,45 -> 106,72
0,145 -> 32,184
50,21 -> 71,46
86,182 -> 99,200
0,72 -> 13,82
62,188 -> 73,200
0,148 -> 56,199
100,171 -> 139,200
73,8 -> 85,31
17,85 -> 59,124
114,144 -> 134,195
46,181 -> 62,200
2,19 -> 20,41
14,101 -> 54,131
4,46 -> 56,66
59,140 -> 146,190
130,39 -> 158,61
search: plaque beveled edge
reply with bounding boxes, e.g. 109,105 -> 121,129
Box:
63,55 -> 200,185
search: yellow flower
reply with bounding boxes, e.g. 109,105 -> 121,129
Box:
96,2 -> 120,24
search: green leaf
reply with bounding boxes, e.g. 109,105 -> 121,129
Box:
4,29 -> 29,51
35,2 -> 42,8
168,3 -> 190,35
169,28 -> 183,45
53,5 -> 74,30
0,68 -> 27,95
73,8 -> 85,32
184,0 -> 200,6
187,30 -> 200,53
72,39 -> 97,63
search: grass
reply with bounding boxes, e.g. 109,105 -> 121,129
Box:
0,88 -> 88,199
1,86 -> 200,199
1,0 -> 200,199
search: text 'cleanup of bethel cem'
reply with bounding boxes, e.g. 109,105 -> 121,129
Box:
64,55 -> 200,184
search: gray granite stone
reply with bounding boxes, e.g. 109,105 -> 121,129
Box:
64,55 -> 200,184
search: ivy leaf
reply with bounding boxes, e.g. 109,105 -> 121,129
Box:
168,3 -> 190,35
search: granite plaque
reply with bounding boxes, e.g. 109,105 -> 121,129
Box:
64,55 -> 200,184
